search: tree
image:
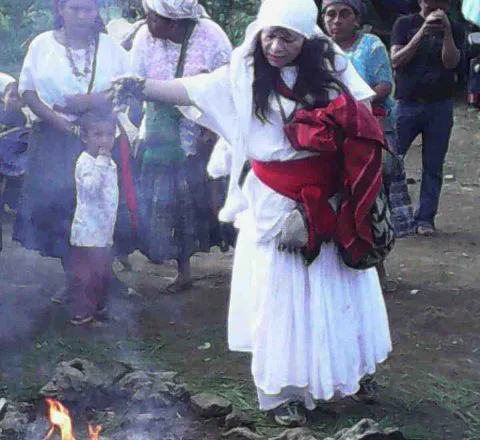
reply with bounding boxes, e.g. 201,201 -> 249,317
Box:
201,0 -> 260,45
0,0 -> 51,70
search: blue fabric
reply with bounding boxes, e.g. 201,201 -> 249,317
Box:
463,0 -> 480,27
344,33 -> 395,122
396,99 -> 453,227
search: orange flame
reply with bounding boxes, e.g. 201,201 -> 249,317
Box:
44,399 -> 101,440
45,398 -> 76,440
88,424 -> 101,440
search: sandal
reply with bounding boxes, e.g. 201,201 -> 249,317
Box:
50,287 -> 69,305
94,307 -> 109,322
70,315 -> 94,326
272,402 -> 307,427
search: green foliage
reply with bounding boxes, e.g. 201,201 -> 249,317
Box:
202,0 -> 260,46
0,0 -> 52,75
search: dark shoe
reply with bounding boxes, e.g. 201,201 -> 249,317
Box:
351,375 -> 379,404
273,402 -> 307,427
94,307 -> 109,322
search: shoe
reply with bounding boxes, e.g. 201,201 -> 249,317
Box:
416,224 -> 436,237
273,402 -> 307,427
70,315 -> 94,326
351,375 -> 379,404
50,287 -> 69,305
94,307 -> 109,322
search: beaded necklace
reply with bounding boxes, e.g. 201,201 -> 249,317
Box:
64,35 -> 95,79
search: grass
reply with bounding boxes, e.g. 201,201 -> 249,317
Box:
2,330 -> 479,439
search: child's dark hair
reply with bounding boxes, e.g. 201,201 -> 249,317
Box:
252,35 -> 349,123
79,105 -> 117,133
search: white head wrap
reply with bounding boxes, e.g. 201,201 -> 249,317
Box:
142,0 -> 207,20
218,0 -> 323,222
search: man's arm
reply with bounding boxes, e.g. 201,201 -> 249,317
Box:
391,23 -> 427,70
437,11 -> 461,70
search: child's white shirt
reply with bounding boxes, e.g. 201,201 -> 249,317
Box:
71,151 -> 119,247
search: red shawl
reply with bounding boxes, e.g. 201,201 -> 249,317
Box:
252,93 -> 385,264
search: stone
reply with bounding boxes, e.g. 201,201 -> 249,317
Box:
270,428 -> 319,440
190,393 -> 233,418
0,402 -> 32,439
222,427 -> 265,440
40,358 -> 111,402
117,370 -> 186,406
225,409 -> 255,430
324,419 -> 406,440
117,370 -> 152,391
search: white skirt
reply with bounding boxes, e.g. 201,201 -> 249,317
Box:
228,229 -> 392,411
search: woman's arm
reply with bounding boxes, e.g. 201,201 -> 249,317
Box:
372,81 -> 393,103
143,79 -> 192,106
369,41 -> 394,103
22,90 -> 76,134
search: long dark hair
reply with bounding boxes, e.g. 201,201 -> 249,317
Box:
252,35 -> 349,123
53,0 -> 106,33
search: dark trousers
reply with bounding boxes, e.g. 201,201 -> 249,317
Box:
395,99 -> 454,227
69,246 -> 113,318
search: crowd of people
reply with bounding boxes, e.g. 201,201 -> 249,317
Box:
0,0 -> 472,429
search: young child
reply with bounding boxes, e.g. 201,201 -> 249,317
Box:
69,107 -> 119,326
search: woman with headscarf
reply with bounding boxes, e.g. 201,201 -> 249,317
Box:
130,0 -> 232,291
322,0 -> 415,289
13,0 -> 134,306
113,0 -> 392,426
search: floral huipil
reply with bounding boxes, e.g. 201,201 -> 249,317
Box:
130,19 -> 232,155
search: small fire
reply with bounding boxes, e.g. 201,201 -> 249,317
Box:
88,424 -> 101,440
45,399 -> 101,440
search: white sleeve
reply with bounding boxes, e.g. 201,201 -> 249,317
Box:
207,138 -> 232,178
18,36 -> 40,96
177,65 -> 238,145
130,27 -> 148,77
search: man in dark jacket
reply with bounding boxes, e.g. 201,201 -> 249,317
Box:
391,0 -> 464,236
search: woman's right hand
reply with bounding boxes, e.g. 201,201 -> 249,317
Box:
54,116 -> 79,136
110,75 -> 147,109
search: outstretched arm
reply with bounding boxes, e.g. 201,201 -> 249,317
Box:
143,79 -> 192,106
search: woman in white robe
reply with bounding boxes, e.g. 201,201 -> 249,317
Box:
112,0 -> 392,427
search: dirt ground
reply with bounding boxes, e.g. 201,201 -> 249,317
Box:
0,101 -> 479,440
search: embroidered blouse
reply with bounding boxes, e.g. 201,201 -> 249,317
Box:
130,19 -> 232,155
19,31 -> 130,120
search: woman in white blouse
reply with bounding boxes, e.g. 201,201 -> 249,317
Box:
13,0 -> 130,300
